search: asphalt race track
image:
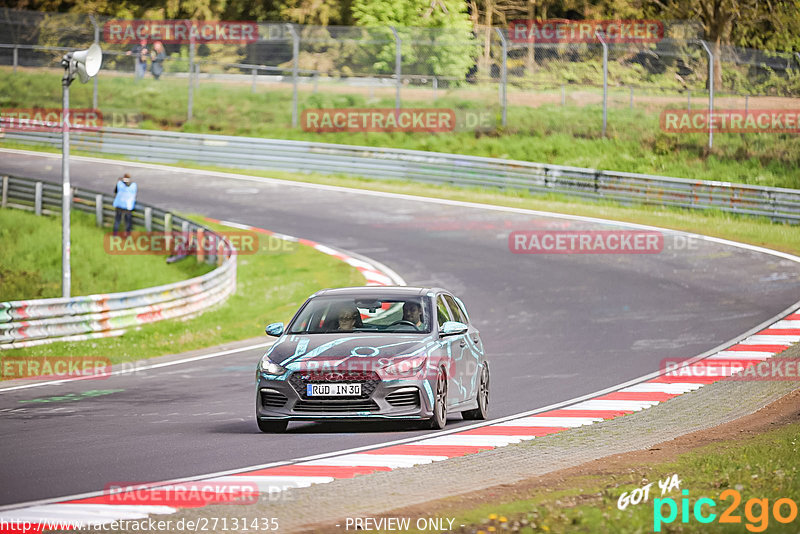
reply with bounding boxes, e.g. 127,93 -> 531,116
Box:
2,150 -> 799,507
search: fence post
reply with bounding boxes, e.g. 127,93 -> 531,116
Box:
34,181 -> 42,215
197,228 -> 205,263
89,14 -> 99,111
494,28 -> 507,127
144,207 -> 152,231
697,40 -> 714,149
187,36 -> 195,121
286,24 -> 299,128
390,26 -> 401,111
95,193 -> 103,226
164,212 -> 173,232
12,46 -> 18,73
1,176 -> 8,207
432,76 -> 437,101
595,30 -> 608,137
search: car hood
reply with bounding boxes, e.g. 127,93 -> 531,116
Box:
265,333 -> 437,372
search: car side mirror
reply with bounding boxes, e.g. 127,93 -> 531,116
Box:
265,322 -> 284,337
440,321 -> 468,336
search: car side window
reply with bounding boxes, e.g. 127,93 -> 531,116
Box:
436,295 -> 452,328
444,295 -> 467,324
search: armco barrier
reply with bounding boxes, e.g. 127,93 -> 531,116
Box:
3,127 -> 800,223
0,175 -> 237,349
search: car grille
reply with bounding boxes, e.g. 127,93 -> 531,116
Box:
386,389 -> 420,407
260,389 -> 288,408
293,399 -> 380,413
288,370 -> 381,400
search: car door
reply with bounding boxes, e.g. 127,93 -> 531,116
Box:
434,294 -> 462,405
443,293 -> 474,404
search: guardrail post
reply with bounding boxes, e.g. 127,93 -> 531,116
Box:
181,220 -> 189,234
13,46 -> 18,73
313,72 -> 319,94
164,212 -> 173,232
432,77 -> 437,101
95,193 -> 103,226
251,68 -> 257,93
1,176 -> 8,207
144,207 -> 152,231
494,28 -> 508,127
34,181 -> 43,215
390,26 -> 401,111
217,240 -> 226,265
745,94 -> 749,114
197,228 -> 205,262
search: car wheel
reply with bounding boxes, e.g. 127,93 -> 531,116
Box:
257,418 -> 288,433
423,369 -> 448,430
462,362 -> 489,420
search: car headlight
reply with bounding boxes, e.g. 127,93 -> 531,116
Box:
259,357 -> 287,376
377,355 -> 428,379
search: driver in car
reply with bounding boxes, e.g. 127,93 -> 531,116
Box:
401,301 -> 424,328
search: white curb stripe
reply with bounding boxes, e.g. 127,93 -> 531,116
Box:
564,399 -> 661,411
493,416 -> 601,427
619,382 -> 704,394
302,454 -> 448,468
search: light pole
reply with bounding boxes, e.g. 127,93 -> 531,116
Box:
60,43 -> 102,298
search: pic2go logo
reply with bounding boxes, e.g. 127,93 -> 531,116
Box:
654,489 -> 799,532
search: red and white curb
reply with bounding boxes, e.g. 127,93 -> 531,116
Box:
203,218 -> 404,287
0,223 -> 797,531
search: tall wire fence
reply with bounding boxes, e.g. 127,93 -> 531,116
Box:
1,8 -> 799,145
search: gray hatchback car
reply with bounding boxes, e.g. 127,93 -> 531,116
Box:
255,286 -> 489,432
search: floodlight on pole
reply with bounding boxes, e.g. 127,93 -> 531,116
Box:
60,43 -> 102,298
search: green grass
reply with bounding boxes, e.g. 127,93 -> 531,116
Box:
407,421 -> 800,533
1,215 -> 366,365
2,68 -> 799,189
0,208 -> 212,301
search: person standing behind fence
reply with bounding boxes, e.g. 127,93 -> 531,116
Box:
126,39 -> 148,80
113,173 -> 137,234
151,41 -> 166,80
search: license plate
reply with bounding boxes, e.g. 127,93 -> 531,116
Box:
306,383 -> 361,397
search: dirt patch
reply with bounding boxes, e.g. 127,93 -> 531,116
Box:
312,387 -> 800,532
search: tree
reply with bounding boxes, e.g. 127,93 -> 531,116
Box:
351,0 -> 476,80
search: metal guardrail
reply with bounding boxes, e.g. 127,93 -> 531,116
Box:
0,174 -> 237,350
2,127 -> 799,223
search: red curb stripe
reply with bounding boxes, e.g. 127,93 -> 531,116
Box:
361,444 -> 494,457
786,313 -> 800,320
758,328 -> 800,335
598,391 -> 679,402
727,344 -> 790,352
461,426 -> 568,436
232,465 -> 392,478
650,374 -> 721,384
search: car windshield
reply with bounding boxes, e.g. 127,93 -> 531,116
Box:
288,296 -> 431,334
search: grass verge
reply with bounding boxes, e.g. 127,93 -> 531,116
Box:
388,416 -> 800,533
0,207 -> 212,300
2,68 -> 799,189
1,215 -> 365,367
